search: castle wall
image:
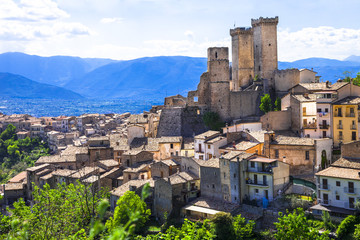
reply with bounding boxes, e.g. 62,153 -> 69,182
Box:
230,28 -> 254,90
299,69 -> 316,83
210,81 -> 231,121
157,108 -> 182,137
274,69 -> 300,93
207,48 -> 230,82
252,17 -> 278,86
229,90 -> 262,119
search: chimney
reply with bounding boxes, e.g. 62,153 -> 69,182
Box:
326,81 -> 330,88
167,177 -> 171,183
232,141 -> 236,149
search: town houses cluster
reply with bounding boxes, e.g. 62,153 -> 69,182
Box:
1,16 -> 360,225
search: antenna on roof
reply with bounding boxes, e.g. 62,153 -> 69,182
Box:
234,21 -> 236,27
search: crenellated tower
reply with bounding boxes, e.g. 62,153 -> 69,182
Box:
230,27 -> 254,90
252,16 -> 278,87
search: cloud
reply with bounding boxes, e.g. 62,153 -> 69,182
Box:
0,0 -> 69,22
0,0 -> 93,41
278,26 -> 360,61
100,17 -> 123,24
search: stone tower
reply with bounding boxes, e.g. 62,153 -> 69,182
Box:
252,16 -> 278,86
207,47 -> 231,121
230,27 -> 254,91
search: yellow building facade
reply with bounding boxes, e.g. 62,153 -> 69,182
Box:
332,97 -> 360,148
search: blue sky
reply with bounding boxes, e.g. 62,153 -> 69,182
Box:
0,0 -> 359,61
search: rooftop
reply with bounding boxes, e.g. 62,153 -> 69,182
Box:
4,183 -> 24,191
292,94 -> 317,102
331,157 -> 360,170
166,171 -> 199,185
110,179 -> 154,197
333,96 -> 360,105
195,130 -> 220,140
272,135 -> 314,146
298,82 -> 348,91
196,158 -> 219,168
316,166 -> 360,180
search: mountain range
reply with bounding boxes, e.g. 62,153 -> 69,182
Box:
0,52 -> 360,100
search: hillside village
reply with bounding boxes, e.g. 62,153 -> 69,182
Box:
2,16 -> 360,229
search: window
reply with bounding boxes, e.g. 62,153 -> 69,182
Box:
250,162 -> 255,168
275,149 -> 279,158
305,151 -> 310,160
194,96 -> 198,102
208,145 -> 211,149
336,195 -> 340,200
212,184 -> 215,189
234,185 -> 236,190
170,143 -> 173,149
224,160 -> 226,166
214,171 -> 217,176
336,181 -> 341,187
223,172 -> 226,179
255,189 -> 259,194
233,173 -> 236,178
317,108 -> 321,113
325,108 -> 329,112
352,132 -> 356,141
199,155 -> 204,160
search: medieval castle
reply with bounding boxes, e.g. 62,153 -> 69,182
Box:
155,16 -> 318,137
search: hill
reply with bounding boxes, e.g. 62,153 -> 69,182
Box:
0,52 -> 116,87
0,73 -> 83,99
64,56 -> 207,99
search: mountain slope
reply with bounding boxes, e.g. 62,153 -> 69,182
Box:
0,73 -> 83,99
65,56 -> 207,99
0,52 -> 116,87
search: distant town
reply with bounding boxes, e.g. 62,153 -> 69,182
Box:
1,16 -> 360,238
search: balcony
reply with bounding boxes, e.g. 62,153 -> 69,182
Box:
319,199 -> 331,206
351,125 -> 357,130
338,136 -> 343,140
337,124 -> 343,129
317,112 -> 328,117
247,167 -> 273,174
346,113 -> 356,118
318,183 -> 330,190
246,179 -> 269,187
319,124 -> 329,129
344,187 -> 357,194
303,122 -> 317,129
195,150 -> 204,154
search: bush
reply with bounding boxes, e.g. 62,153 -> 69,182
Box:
336,215 -> 359,239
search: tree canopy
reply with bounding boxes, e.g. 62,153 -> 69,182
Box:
259,94 -> 272,114
203,112 -> 225,131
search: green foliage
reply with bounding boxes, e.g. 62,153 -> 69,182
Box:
336,215 -> 360,239
1,182 -> 107,239
211,212 -> 234,240
232,214 -> 255,239
274,97 -> 281,111
259,94 -> 272,114
203,112 -> 225,131
354,224 -> 360,239
343,71 -> 360,86
274,208 -> 330,240
254,74 -> 259,82
0,124 -> 49,183
321,211 -> 335,231
106,188 -> 151,234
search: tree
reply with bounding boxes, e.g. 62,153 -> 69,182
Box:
274,97 -> 281,111
343,71 -> 360,86
274,208 -> 330,240
259,94 -> 272,113
211,212 -> 235,240
0,124 -> 17,141
106,190 -> 151,234
203,112 -> 225,131
232,214 -> 255,239
2,182 -> 107,239
336,215 -> 360,239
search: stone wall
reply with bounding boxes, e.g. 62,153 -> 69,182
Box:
274,69 -> 300,93
230,90 -> 262,119
154,178 -> 173,221
200,165 -> 222,200
260,109 -> 291,131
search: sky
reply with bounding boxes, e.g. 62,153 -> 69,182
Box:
0,0 -> 360,61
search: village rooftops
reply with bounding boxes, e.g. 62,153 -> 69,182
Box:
97,159 -> 119,168
27,163 -> 50,172
221,151 -> 254,161
40,172 -> 54,180
61,145 -> 89,156
8,171 -> 27,183
110,179 -> 154,197
36,155 -> 76,164
332,96 -> 360,105
316,166 -> 360,181
128,114 -> 149,124
185,197 -> 239,214
331,157 -> 360,169
4,183 -> 24,191
52,169 -> 77,177
221,140 -> 259,151
292,94 -> 317,102
182,138 -> 194,149
194,130 -> 220,140
246,130 -> 267,143
123,162 -> 151,173
297,82 -> 349,91
69,167 -> 100,179
166,171 -> 199,185
249,156 -> 277,163
158,136 -> 182,143
195,158 -> 219,168
160,159 -> 179,166
206,136 -> 226,144
272,135 -> 314,146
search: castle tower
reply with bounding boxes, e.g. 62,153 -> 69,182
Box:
207,47 -> 231,121
230,27 -> 254,90
252,16 -> 278,86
